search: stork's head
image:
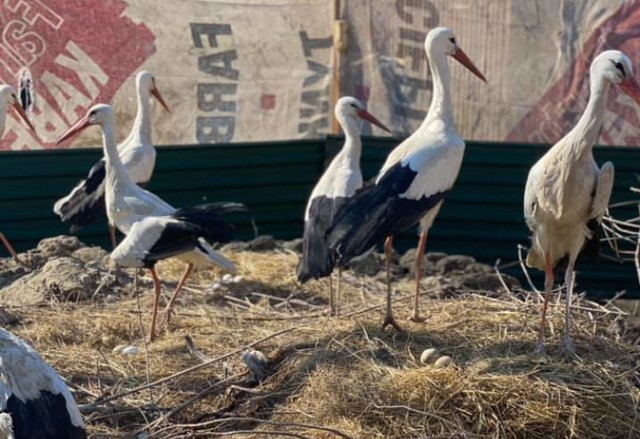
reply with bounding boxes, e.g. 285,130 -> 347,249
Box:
0,84 -> 35,132
592,50 -> 640,104
137,70 -> 170,112
335,96 -> 391,133
425,27 -> 487,83
55,104 -> 115,145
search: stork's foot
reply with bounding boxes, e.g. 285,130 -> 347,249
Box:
381,313 -> 404,332
561,334 -> 576,356
408,312 -> 425,323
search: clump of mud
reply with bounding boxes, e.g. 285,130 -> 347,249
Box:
0,236 -> 132,306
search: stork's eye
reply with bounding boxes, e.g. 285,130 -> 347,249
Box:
449,37 -> 456,45
611,60 -> 625,76
89,110 -> 97,117
350,103 -> 358,108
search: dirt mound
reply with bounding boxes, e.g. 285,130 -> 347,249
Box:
0,235 -> 132,306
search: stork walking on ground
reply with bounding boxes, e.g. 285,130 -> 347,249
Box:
56,104 -> 243,341
0,328 -> 86,438
524,50 -> 640,354
53,71 -> 170,247
327,27 -> 486,331
0,85 -> 35,265
297,96 -> 390,316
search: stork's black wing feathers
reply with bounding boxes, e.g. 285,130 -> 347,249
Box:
6,391 -> 87,439
54,158 -> 107,232
297,196 -> 347,283
327,163 -> 446,266
171,202 -> 248,244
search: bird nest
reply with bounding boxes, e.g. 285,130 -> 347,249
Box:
1,245 -> 639,438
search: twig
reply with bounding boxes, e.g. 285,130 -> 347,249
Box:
148,372 -> 246,430
154,416 -> 354,439
517,244 -> 540,294
0,232 -> 28,267
185,335 -> 212,363
493,258 -> 512,296
88,327 -> 296,407
339,287 -> 441,319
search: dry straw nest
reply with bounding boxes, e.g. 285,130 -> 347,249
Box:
2,247 -> 639,438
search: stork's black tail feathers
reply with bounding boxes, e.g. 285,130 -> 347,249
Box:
326,164 -> 446,267
53,159 -> 107,232
172,202 -> 249,244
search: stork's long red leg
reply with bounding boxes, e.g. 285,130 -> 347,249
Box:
0,232 -> 27,267
161,263 -> 194,327
562,261 -> 576,354
148,268 -> 162,342
109,224 -> 118,249
328,274 -> 335,316
336,267 -> 342,317
409,231 -> 428,322
535,251 -> 554,353
381,236 -> 403,332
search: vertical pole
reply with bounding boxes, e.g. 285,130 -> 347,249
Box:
331,0 -> 346,134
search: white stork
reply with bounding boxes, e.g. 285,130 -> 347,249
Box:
0,328 -> 86,438
0,84 -> 35,264
56,104 -> 243,341
53,71 -> 170,247
327,27 -> 487,331
297,96 -> 390,315
524,50 -> 640,354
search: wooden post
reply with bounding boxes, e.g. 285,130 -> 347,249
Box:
331,0 -> 347,134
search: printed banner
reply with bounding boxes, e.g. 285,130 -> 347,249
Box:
1,0 -> 640,150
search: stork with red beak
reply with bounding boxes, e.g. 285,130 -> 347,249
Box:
297,96 -> 390,315
56,104 -> 242,342
327,27 -> 487,331
53,71 -> 170,247
524,50 -> 640,354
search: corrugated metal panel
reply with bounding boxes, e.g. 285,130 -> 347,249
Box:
2,137 -> 639,298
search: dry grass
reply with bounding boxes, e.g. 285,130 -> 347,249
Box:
3,249 -> 640,438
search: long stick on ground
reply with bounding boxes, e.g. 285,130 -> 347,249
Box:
88,327 -> 296,407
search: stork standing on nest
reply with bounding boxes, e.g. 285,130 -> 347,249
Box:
524,50 -> 640,354
297,96 -> 390,316
0,85 -> 35,265
0,328 -> 86,438
53,71 -> 170,247
56,104 -> 244,341
327,27 -> 486,332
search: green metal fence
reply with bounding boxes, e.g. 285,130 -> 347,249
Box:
1,136 -> 638,298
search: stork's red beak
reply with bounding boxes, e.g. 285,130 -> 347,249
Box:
356,109 -> 391,133
452,47 -> 487,83
13,102 -> 35,132
150,86 -> 170,112
55,116 -> 92,145
620,76 -> 640,106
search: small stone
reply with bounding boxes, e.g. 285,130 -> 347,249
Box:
249,235 -> 277,251
232,275 -> 243,283
433,355 -> 453,368
211,282 -> 222,291
222,273 -> 233,283
420,348 -> 439,365
121,346 -> 140,355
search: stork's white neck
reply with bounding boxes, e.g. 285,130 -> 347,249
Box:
102,119 -> 135,184
569,73 -> 611,148
336,114 -> 362,161
422,48 -> 455,128
130,83 -> 152,145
